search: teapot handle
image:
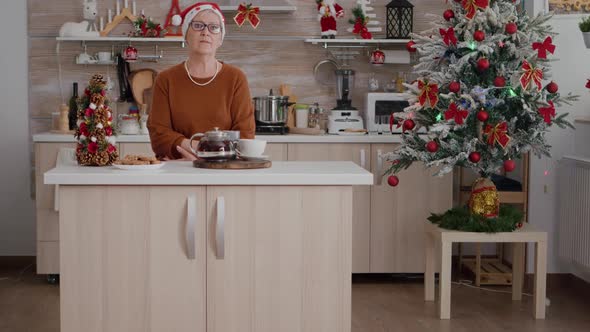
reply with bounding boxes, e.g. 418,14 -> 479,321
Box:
189,133 -> 204,154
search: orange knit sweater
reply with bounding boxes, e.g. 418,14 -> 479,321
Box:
147,62 -> 255,159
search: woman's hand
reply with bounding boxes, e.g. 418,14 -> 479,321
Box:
175,145 -> 197,161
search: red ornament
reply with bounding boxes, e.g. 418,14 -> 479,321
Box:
406,40 -> 417,53
387,175 -> 400,187
546,81 -> 558,93
586,79 -> 590,89
477,110 -> 489,122
84,88 -> 90,96
371,49 -> 385,65
477,58 -> 490,72
517,222 -> 524,229
505,22 -> 517,35
494,76 -> 506,87
426,141 -> 439,153
105,126 -> 113,136
469,152 -> 481,163
124,46 -> 138,62
107,144 -> 116,154
449,81 -> 461,93
504,159 -> 516,172
85,108 -> 94,118
403,119 -> 416,131
473,30 -> 485,42
100,90 -> 106,96
443,9 -> 455,21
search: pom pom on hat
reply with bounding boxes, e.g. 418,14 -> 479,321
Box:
174,2 -> 226,40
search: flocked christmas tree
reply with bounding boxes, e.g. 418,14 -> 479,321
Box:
75,74 -> 118,166
384,0 -> 577,217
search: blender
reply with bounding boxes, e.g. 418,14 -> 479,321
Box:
328,69 -> 365,134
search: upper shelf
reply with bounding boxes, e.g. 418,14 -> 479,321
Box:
219,5 -> 296,13
56,36 -> 184,42
304,38 -> 411,47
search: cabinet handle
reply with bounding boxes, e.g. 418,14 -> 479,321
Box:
54,185 -> 59,212
360,149 -> 366,169
216,196 -> 225,259
377,149 -> 384,185
186,195 -> 197,260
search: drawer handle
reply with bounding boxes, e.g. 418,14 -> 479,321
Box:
377,149 -> 384,185
216,196 -> 225,259
54,185 -> 59,212
360,149 -> 366,169
186,195 -> 197,260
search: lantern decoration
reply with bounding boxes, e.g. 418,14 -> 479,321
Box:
386,0 -> 414,39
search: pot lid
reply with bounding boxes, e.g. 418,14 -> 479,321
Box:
204,127 -> 229,140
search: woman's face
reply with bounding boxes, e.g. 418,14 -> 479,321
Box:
186,10 -> 223,56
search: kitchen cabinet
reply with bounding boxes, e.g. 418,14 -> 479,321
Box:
59,186 -> 206,332
205,186 -> 351,332
370,144 -> 452,273
35,142 -> 76,274
287,144 -> 371,273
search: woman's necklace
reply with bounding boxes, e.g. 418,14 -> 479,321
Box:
184,59 -> 220,86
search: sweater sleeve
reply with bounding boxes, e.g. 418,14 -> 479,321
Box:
229,70 -> 256,139
147,73 -> 185,159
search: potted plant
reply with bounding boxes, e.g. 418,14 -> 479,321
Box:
579,16 -> 590,48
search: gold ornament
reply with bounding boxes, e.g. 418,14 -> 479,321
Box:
468,178 -> 499,217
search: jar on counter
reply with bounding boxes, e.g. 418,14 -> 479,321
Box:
307,103 -> 320,129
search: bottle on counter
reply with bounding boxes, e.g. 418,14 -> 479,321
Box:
68,82 -> 79,130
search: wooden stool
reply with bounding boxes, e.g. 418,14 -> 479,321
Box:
424,221 -> 547,319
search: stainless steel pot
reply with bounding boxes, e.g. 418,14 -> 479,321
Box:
253,89 -> 294,125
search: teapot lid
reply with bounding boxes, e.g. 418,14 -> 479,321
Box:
204,127 -> 229,140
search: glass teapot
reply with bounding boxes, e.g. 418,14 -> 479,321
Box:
189,127 -> 236,161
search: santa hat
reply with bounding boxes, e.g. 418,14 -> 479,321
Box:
172,2 -> 226,40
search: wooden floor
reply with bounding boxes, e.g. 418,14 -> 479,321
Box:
2,261 -> 590,332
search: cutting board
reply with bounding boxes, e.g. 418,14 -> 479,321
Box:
193,159 -> 271,169
129,69 -> 157,106
279,84 -> 297,129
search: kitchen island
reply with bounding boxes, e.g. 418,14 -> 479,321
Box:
45,161 -> 372,332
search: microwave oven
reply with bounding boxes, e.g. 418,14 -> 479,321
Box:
365,92 -> 411,134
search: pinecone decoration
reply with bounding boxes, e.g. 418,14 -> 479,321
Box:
74,73 -> 118,166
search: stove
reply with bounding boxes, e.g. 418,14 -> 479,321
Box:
255,124 -> 289,135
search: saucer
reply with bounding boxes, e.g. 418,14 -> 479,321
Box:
238,154 -> 269,161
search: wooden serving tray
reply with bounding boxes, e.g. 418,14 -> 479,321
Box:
193,159 -> 271,169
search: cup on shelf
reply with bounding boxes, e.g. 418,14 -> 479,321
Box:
76,52 -> 97,64
237,139 -> 266,157
96,51 -> 112,63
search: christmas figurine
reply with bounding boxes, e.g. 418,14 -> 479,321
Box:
317,0 -> 344,39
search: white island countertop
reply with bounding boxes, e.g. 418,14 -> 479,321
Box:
45,161 -> 373,186
33,132 -> 404,144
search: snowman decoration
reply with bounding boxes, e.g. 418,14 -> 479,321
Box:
317,0 -> 344,39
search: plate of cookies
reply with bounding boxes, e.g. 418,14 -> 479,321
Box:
112,154 -> 164,170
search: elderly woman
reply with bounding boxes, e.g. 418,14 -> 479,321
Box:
147,2 -> 255,160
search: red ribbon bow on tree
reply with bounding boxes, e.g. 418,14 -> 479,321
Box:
418,80 -> 439,108
538,101 -> 556,124
461,0 -> 489,20
234,3 -> 260,28
520,60 -> 543,91
353,18 -> 372,39
532,37 -> 555,59
439,27 -> 457,46
444,102 -> 469,125
484,121 -> 511,148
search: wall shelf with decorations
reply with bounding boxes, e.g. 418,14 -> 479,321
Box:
304,38 -> 411,48
219,5 -> 297,13
57,36 -> 185,45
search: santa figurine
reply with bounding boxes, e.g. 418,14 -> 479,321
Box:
317,0 -> 344,39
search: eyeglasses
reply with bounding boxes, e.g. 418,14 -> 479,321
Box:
190,21 -> 222,34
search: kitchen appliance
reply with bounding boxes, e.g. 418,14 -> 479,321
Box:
365,92 -> 410,134
253,89 -> 292,135
327,110 -> 365,134
189,127 -> 237,162
334,69 -> 356,111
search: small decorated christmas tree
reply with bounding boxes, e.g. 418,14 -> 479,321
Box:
75,74 -> 118,166
384,1 -> 577,221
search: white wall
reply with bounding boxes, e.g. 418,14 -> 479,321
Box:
527,1 -> 590,272
0,1 -> 35,255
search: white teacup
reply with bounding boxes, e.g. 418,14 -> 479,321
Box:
76,52 -> 96,64
97,51 -> 112,62
237,139 -> 266,157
